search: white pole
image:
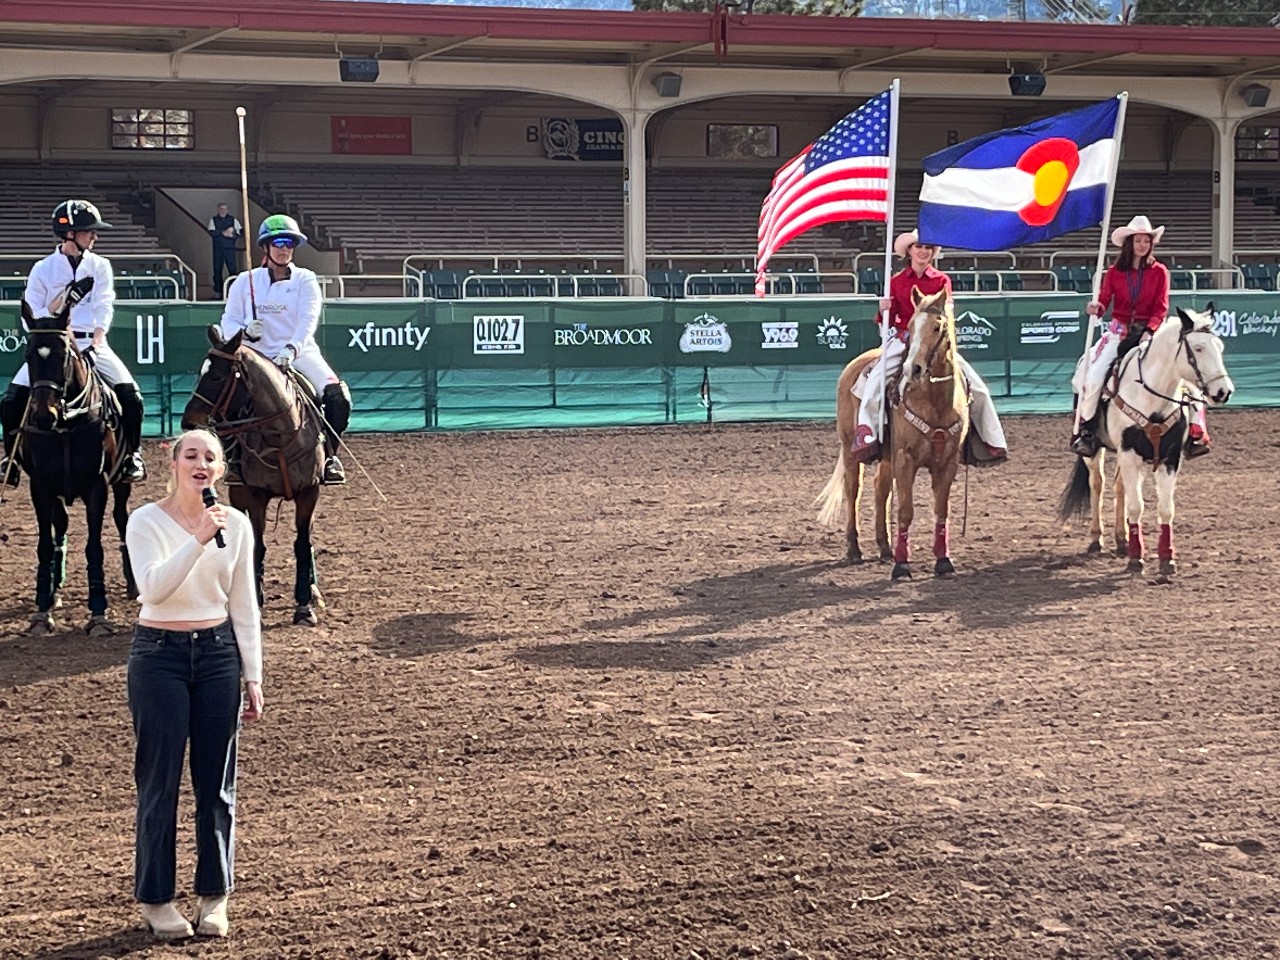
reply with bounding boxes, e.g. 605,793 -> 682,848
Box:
1073,92 -> 1129,436
877,79 -> 902,447
235,106 -> 258,322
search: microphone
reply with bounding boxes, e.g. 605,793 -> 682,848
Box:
201,487 -> 226,549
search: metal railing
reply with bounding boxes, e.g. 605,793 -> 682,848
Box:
0,250 -> 196,301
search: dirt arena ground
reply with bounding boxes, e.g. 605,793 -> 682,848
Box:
2,409 -> 1279,960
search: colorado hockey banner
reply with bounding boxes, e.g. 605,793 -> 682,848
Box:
916,96 -> 1122,251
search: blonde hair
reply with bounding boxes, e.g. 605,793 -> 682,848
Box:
166,429 -> 225,495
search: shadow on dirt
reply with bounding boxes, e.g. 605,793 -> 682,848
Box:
19,927 -> 156,959
513,635 -> 779,672
564,552 -> 1126,650
0,626 -> 130,688
369,611 -> 503,658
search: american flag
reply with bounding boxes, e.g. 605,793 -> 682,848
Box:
756,89 -> 894,296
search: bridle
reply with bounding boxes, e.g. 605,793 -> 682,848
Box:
1130,322 -> 1227,410
26,329 -> 101,432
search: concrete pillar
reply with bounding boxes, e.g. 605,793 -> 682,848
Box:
622,110 -> 650,297
1210,116 -> 1239,272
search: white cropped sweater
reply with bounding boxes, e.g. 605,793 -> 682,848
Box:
126,502 -> 263,683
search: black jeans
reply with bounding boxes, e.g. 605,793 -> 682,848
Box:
212,247 -> 238,297
127,621 -> 242,904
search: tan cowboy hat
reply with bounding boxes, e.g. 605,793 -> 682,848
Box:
1111,215 -> 1165,247
893,230 -> 943,260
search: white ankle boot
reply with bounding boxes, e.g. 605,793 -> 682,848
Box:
140,901 -> 193,940
195,894 -> 230,937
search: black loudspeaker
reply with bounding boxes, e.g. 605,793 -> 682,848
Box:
1242,84 -> 1270,108
1008,73 -> 1046,97
339,58 -> 380,83
653,72 -> 683,98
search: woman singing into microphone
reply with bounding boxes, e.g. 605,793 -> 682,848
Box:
124,429 -> 262,940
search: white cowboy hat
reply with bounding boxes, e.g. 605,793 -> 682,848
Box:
1111,215 -> 1165,247
893,230 -> 943,260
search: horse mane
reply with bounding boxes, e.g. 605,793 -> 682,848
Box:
235,345 -> 296,419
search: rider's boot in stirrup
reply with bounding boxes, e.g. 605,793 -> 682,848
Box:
320,382 -> 351,485
114,384 -> 147,483
1186,422 -> 1212,459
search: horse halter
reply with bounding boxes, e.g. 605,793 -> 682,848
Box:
1133,323 -> 1227,409
913,308 -> 956,384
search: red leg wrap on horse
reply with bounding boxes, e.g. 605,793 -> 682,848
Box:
1158,523 -> 1174,560
895,530 -> 909,564
933,521 -> 949,559
1127,522 -> 1144,559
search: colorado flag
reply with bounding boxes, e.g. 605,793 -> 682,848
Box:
917,97 -> 1122,251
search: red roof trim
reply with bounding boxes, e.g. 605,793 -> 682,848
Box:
2,0 -> 1279,58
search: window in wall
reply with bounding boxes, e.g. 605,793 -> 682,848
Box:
707,124 -> 779,160
111,108 -> 193,150
1235,125 -> 1278,162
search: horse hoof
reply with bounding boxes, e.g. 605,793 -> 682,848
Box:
1159,558 -> 1177,576
1114,545 -> 1127,559
891,562 -> 912,580
27,614 -> 54,637
935,557 -> 955,577
293,606 -> 319,626
1086,541 -> 1102,555
85,616 -> 115,638
879,546 -> 894,563
1126,557 -> 1145,575
845,548 -> 864,565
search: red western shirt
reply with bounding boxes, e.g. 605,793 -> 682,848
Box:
884,266 -> 952,333
1096,261 -> 1170,333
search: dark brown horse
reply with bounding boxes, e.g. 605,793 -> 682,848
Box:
181,326 -> 325,625
815,289 -> 968,579
13,297 -> 137,636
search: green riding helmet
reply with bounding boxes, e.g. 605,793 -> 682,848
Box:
52,199 -> 112,237
257,214 -> 308,248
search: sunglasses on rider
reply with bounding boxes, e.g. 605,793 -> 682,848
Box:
270,238 -> 297,248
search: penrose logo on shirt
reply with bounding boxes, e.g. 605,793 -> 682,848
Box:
816,317 -> 849,350
679,313 -> 732,354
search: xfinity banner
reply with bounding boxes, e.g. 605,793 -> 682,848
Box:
540,118 -> 624,162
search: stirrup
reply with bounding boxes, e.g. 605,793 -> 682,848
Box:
0,456 -> 20,488
322,456 -> 346,485
1185,439 -> 1211,460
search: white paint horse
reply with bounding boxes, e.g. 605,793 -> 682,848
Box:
1058,304 -> 1233,574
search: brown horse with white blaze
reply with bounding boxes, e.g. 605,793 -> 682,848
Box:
815,289 -> 969,579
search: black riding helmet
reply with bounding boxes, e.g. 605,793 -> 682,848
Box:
51,199 -> 112,238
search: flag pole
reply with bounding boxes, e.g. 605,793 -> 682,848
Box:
877,78 -> 902,449
1073,91 -> 1128,436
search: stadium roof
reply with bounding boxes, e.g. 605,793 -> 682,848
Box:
2,0 -> 1279,80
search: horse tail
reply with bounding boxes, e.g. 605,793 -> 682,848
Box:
1057,457 -> 1091,524
814,449 -> 846,528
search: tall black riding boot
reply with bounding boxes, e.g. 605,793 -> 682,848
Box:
0,384 -> 30,487
113,383 -> 148,483
320,381 -> 351,484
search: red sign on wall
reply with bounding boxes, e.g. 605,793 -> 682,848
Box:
331,116 -> 412,155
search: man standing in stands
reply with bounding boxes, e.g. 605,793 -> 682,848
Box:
0,199 -> 148,485
207,202 -> 242,299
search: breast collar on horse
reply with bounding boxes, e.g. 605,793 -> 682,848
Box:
896,318 -> 964,459
1104,322 -> 1225,470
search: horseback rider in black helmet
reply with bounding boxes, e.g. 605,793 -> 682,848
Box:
1,200 -> 148,487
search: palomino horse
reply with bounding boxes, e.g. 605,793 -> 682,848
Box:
181,326 -> 326,625
816,289 -> 969,579
1058,305 -> 1233,575
13,297 -> 138,636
